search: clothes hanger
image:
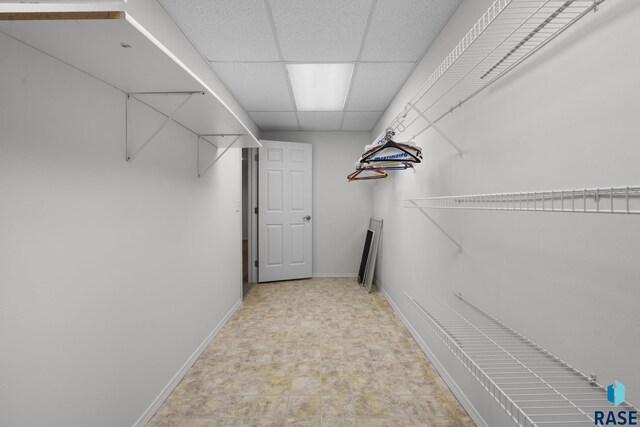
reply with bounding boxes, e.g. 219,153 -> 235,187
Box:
356,161 -> 414,171
359,143 -> 421,163
359,130 -> 422,164
348,161 -> 413,182
347,168 -> 388,182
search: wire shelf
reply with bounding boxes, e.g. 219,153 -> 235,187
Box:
379,0 -> 602,143
405,291 -> 638,427
405,185 -> 640,215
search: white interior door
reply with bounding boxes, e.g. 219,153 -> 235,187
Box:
259,140 -> 312,282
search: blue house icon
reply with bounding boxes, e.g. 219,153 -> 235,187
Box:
607,381 -> 625,406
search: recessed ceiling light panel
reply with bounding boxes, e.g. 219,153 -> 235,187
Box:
286,63 -> 354,111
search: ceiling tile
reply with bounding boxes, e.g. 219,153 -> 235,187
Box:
269,0 -> 373,61
212,63 -> 294,111
346,62 -> 415,111
360,0 -> 462,61
297,112 -> 344,131
249,112 -> 299,131
161,0 -> 279,61
341,112 -> 382,131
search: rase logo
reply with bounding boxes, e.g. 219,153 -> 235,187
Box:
594,381 -> 637,425
609,382 -> 626,406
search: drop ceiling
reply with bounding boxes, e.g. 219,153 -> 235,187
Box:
160,0 -> 462,132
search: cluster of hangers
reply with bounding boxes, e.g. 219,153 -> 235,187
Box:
347,130 -> 423,181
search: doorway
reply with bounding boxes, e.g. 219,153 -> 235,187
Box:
258,140 -> 313,282
241,148 -> 257,297
243,140 -> 313,292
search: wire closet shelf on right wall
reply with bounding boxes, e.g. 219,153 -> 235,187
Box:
367,0 -> 640,426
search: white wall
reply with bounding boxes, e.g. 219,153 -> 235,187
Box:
0,32 -> 242,427
261,131 -> 374,277
372,0 -> 640,422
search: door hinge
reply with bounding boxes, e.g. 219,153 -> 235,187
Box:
254,207 -> 258,214
254,260 -> 258,267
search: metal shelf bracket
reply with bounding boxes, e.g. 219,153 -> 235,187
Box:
197,134 -> 243,178
409,199 -> 463,253
125,91 -> 204,162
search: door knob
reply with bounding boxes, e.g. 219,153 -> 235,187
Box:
303,215 -> 312,222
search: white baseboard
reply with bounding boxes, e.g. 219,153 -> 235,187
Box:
376,280 -> 488,427
132,298 -> 243,427
312,273 -> 357,278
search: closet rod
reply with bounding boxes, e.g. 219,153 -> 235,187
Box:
406,185 -> 640,215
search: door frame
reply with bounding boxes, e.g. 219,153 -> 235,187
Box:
247,147 -> 259,284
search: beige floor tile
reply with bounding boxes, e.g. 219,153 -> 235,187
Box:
321,418 -> 356,427
321,361 -> 352,377
415,396 -> 449,418
377,376 -> 413,395
385,395 -> 422,418
190,397 -> 229,417
390,418 -> 430,427
353,394 -> 388,418
347,361 -> 376,378
348,375 -> 380,395
248,419 -> 286,427
148,279 -> 474,427
218,396 -> 259,418
405,376 -> 437,396
253,395 -> 289,418
355,418 -> 392,427
286,419 -> 320,427
292,362 -> 323,377
427,418 -> 474,427
260,375 -> 293,395
214,419 -> 253,427
321,376 -> 351,395
263,363 -> 296,378
321,395 -> 355,418
287,395 -> 320,418
273,348 -> 298,363
290,376 -> 321,395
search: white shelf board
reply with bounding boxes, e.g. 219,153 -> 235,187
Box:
0,16 -> 260,148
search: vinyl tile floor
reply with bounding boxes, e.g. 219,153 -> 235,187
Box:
148,278 -> 475,427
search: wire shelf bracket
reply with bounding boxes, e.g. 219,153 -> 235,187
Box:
409,200 -> 463,253
405,186 -> 640,215
125,91 -> 204,162
375,0 -> 606,148
408,106 -> 463,157
404,290 -> 638,427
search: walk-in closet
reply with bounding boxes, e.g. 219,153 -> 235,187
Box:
1,1 -> 638,426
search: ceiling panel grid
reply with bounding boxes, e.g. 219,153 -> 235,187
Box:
161,0 -> 279,61
212,62 -> 294,111
269,0 -> 373,62
159,0 -> 462,131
